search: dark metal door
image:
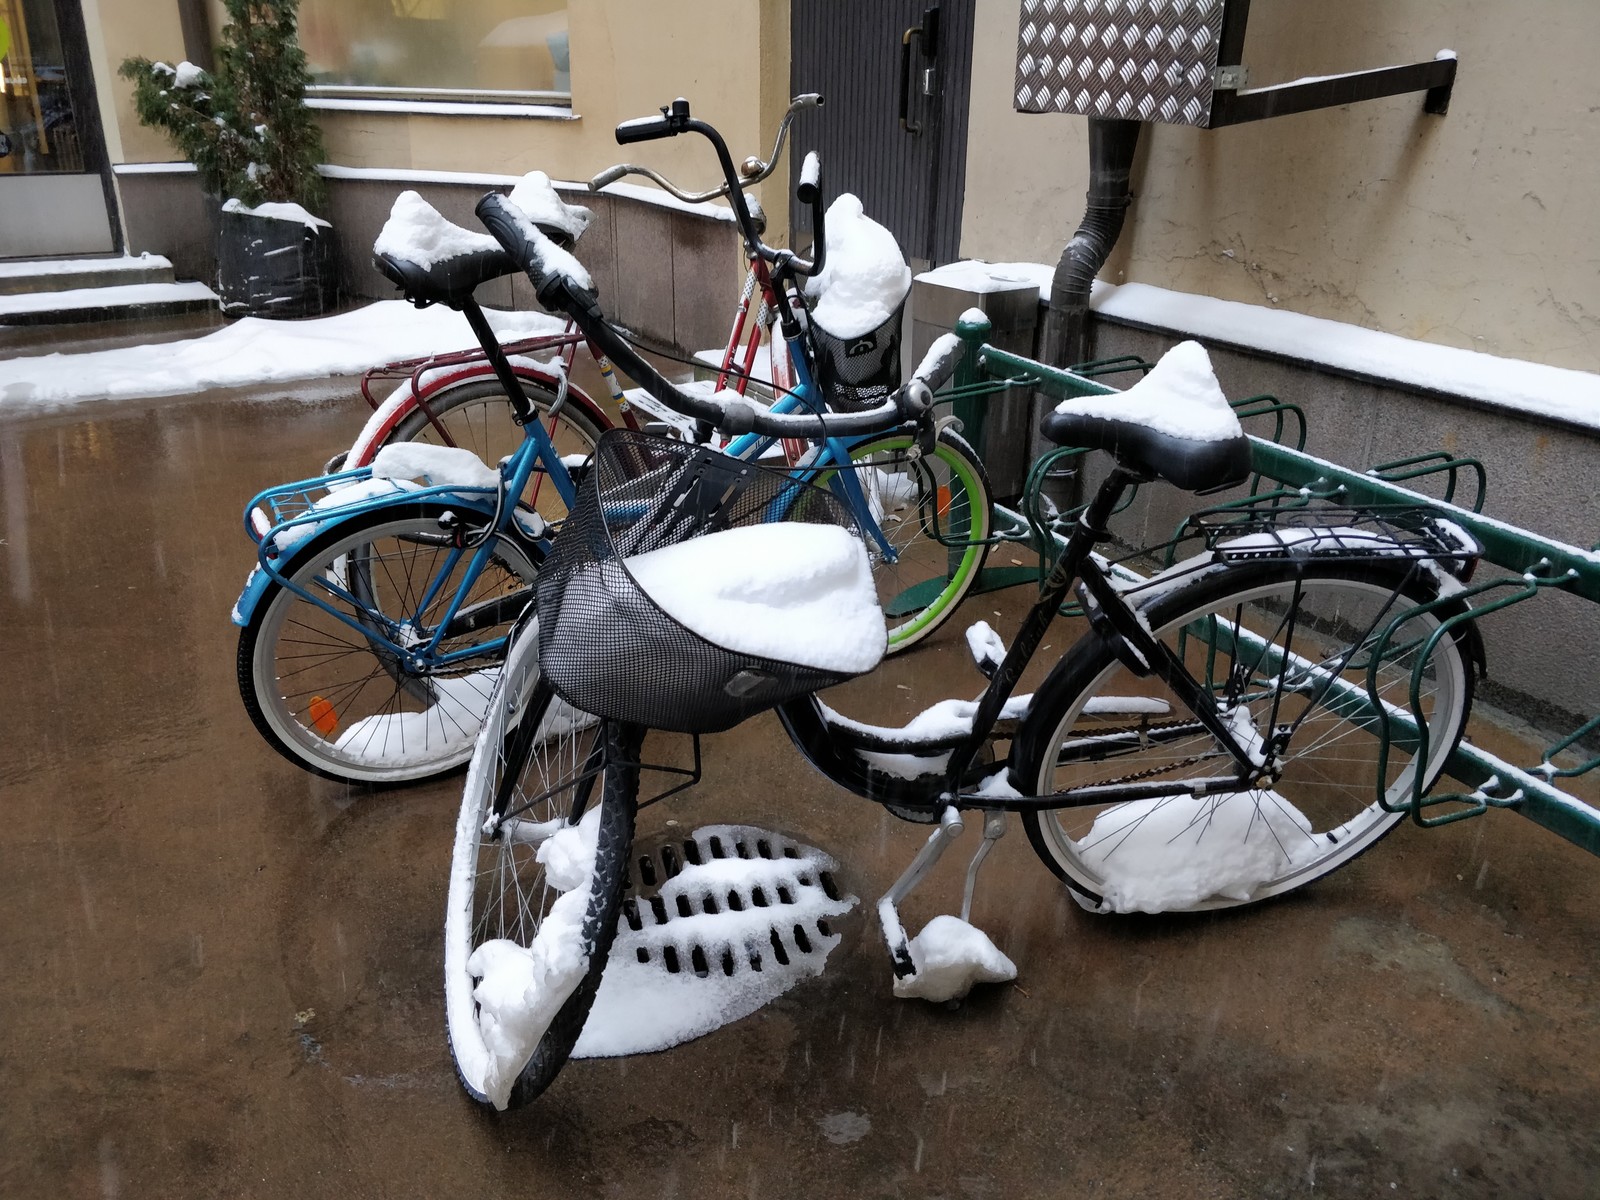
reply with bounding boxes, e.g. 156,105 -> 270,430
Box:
790,0 -> 973,268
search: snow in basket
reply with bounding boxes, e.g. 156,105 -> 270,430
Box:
621,521 -> 887,676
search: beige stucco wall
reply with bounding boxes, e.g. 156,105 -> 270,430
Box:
961,0 -> 1600,373
97,0 -> 789,231
80,0 -> 191,164
310,0 -> 791,235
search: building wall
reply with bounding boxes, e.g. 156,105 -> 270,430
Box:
92,0 -> 785,351
961,0 -> 1600,374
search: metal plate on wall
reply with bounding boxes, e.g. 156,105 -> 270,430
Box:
1014,0 -> 1224,127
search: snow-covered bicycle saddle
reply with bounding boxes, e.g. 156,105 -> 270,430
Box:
372,171 -> 592,309
1040,340 -> 1252,493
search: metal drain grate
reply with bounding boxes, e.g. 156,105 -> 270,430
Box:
572,824 -> 860,1058
618,824 -> 854,979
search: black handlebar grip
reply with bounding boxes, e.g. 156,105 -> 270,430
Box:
796,151 -> 822,205
615,98 -> 692,145
615,115 -> 673,145
476,192 -> 559,297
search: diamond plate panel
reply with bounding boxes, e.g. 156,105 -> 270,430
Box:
1014,0 -> 1224,127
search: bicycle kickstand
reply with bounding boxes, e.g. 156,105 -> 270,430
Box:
877,806 -> 1009,979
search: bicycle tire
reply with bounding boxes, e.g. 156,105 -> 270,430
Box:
238,500 -> 541,785
1017,558 -> 1475,913
444,617 -> 639,1109
808,427 -> 992,653
360,375 -> 610,528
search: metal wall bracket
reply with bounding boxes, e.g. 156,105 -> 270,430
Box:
1016,0 -> 1457,127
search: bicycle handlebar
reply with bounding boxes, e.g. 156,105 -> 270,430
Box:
476,190 -> 957,442
589,94 -> 823,204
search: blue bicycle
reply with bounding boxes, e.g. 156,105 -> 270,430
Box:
232,98 -> 989,785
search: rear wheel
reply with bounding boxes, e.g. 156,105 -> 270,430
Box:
1019,560 -> 1474,913
444,618 -> 638,1109
238,501 -> 540,785
370,376 -> 609,528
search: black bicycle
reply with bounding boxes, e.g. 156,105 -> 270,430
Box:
440,101 -> 1483,1111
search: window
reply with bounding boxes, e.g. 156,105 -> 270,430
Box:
0,0 -> 89,173
298,0 -> 570,103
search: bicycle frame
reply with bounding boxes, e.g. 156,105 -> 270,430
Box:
775,465 -> 1284,815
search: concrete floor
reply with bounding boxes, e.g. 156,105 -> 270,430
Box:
2,367 -> 1598,1199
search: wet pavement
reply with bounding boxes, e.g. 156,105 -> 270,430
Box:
2,361 -> 1599,1199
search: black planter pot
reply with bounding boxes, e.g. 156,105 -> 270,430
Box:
216,204 -> 338,319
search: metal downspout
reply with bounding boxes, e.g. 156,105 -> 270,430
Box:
1040,118 -> 1142,367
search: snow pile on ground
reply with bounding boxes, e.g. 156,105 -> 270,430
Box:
1072,792 -> 1318,913
0,302 -> 563,409
624,523 -> 887,675
370,442 -> 500,490
373,191 -> 501,268
332,670 -> 497,764
805,193 -> 911,339
467,804 -> 605,1110
887,913 -> 1017,1003
574,825 -> 856,1058
1054,340 -> 1243,443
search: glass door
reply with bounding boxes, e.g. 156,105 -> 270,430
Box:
0,0 -> 116,258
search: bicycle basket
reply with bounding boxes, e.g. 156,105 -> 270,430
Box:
536,429 -> 885,734
809,299 -> 906,413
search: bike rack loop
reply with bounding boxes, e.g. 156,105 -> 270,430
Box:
941,313 -> 1600,858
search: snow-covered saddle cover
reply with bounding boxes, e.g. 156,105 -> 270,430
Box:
373,170 -> 592,269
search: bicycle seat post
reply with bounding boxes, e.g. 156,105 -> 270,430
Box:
457,297 -> 538,427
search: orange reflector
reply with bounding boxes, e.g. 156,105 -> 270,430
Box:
308,696 -> 338,736
937,485 -> 951,514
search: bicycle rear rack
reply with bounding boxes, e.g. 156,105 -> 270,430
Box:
939,313 -> 1600,858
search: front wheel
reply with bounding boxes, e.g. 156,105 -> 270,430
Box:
812,427 -> 992,653
444,617 -> 638,1110
238,500 -> 540,785
1018,559 -> 1475,914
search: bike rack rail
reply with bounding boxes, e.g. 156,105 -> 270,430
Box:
940,314 -> 1600,857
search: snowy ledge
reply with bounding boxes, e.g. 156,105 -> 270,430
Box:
918,261 -> 1600,434
306,98 -> 576,120
1089,280 -> 1600,435
318,164 -> 737,223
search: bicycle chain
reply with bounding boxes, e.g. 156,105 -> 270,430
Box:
1069,716 -> 1219,789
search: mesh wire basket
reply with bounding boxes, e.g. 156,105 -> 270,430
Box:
809,300 -> 906,413
537,429 -> 871,734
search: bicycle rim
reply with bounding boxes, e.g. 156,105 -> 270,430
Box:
240,503 -> 539,785
815,429 -> 991,653
1021,563 -> 1473,913
444,619 -> 636,1109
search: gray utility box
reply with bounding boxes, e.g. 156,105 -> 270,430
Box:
910,263 -> 1042,500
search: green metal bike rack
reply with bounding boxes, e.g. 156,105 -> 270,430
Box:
938,313 -> 1600,858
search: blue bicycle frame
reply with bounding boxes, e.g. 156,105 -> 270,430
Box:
719,333 -> 899,561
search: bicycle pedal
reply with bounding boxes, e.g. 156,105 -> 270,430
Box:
965,619 -> 1006,679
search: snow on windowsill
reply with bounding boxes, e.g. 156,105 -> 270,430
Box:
306,97 -> 577,119
112,161 -> 198,175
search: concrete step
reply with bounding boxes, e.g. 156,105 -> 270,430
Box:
0,280 -> 219,326
0,253 -> 179,297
